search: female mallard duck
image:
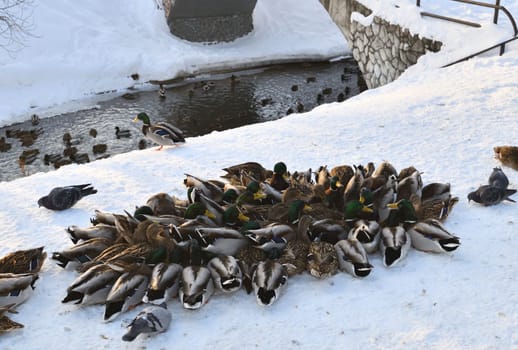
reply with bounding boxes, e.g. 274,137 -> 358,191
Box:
133,112 -> 185,150
277,215 -> 312,276
334,237 -> 373,278
52,237 -> 112,269
306,241 -> 339,279
343,166 -> 365,204
267,199 -> 313,225
236,245 -> 267,294
142,261 -> 182,305
347,219 -> 380,254
0,273 -> 39,308
396,170 -> 423,201
146,192 -> 185,217
62,263 -> 122,305
220,161 -> 273,185
66,224 -> 119,244
0,304 -> 23,333
207,255 -> 243,293
410,193 -> 459,222
251,259 -> 288,306
407,219 -> 460,253
179,240 -> 214,310
104,262 -> 152,321
0,246 -> 46,274
379,226 -> 411,268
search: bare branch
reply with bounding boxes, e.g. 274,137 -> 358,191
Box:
0,0 -> 36,57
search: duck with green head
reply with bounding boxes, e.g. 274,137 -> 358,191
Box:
268,162 -> 290,191
236,181 -> 267,206
133,112 -> 185,150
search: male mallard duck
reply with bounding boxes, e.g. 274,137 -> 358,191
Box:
104,263 -> 152,321
0,304 -> 23,333
251,259 -> 288,306
115,126 -> 131,138
207,255 -> 243,293
302,216 -> 348,244
243,222 -> 294,253
0,273 -> 39,308
236,181 -> 267,206
323,176 -> 344,210
0,246 -> 46,274
184,174 -> 224,203
62,263 -> 122,305
268,162 -> 290,191
343,200 -> 375,222
267,199 -> 312,225
306,241 -> 339,279
379,226 -> 411,268
66,224 -> 119,244
334,237 -> 373,278
179,240 -> 214,310
407,219 -> 460,253
122,302 -> 171,342
494,145 -> 518,170
158,84 -> 166,99
191,226 -> 249,256
142,261 -> 182,305
236,245 -> 267,294
347,219 -> 380,254
52,238 -> 112,269
133,112 -> 185,150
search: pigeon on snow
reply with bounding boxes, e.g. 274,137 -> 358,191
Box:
467,185 -> 516,206
37,184 -> 97,210
488,167 -> 510,189
122,303 -> 171,342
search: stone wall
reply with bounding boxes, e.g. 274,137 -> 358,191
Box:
321,0 -> 442,88
162,0 -> 257,43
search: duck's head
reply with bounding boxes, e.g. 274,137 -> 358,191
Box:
343,200 -> 373,221
288,199 -> 312,224
387,199 -> 418,224
184,202 -> 215,220
273,162 -> 287,175
223,205 -> 250,225
329,176 -> 342,191
133,205 -> 154,221
134,112 -> 151,125
222,189 -> 239,204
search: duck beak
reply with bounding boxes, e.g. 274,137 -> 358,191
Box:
204,210 -> 216,219
133,116 -> 139,122
386,203 -> 398,209
303,204 -> 313,212
238,212 -> 250,222
253,191 -> 267,200
361,206 -> 374,213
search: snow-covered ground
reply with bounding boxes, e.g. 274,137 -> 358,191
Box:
1,0 -> 517,349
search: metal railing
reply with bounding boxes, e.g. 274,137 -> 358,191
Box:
416,0 -> 517,36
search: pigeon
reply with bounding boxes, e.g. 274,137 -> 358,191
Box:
122,303 -> 171,342
37,184 -> 97,210
488,167 -> 509,189
467,185 -> 516,206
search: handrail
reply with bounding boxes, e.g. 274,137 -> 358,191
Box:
442,35 -> 518,67
417,0 -> 517,36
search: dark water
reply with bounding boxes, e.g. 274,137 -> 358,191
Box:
0,58 -> 366,182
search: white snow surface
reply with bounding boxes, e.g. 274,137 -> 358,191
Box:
1,0 -> 518,349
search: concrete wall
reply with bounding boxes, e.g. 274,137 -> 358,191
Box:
321,0 -> 442,88
162,0 -> 257,43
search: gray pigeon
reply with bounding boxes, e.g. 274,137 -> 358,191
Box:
467,185 -> 516,206
488,167 -> 509,189
122,303 -> 171,342
37,184 -> 97,210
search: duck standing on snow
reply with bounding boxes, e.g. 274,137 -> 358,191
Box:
133,112 -> 185,150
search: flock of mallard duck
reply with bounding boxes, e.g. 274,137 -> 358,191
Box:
37,159 -> 462,340
0,247 -> 47,333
